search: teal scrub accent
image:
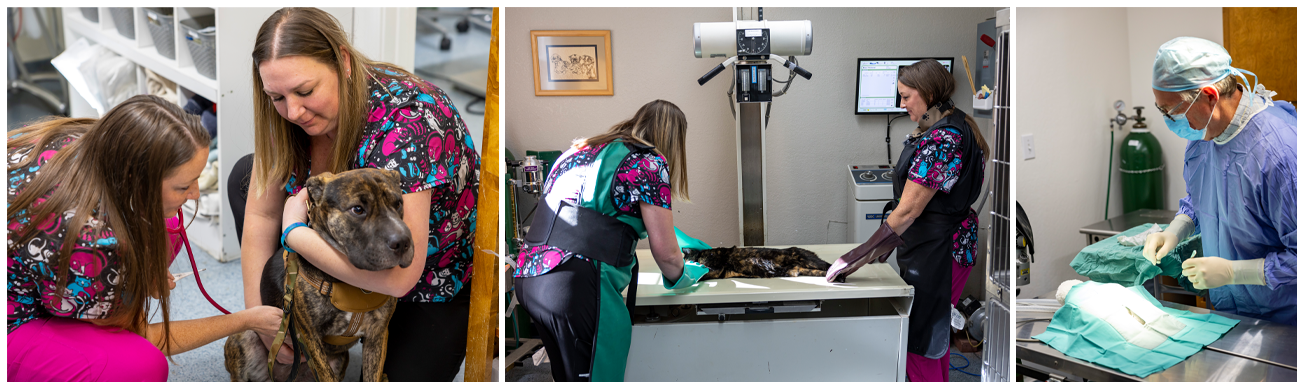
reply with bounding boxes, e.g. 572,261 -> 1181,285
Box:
590,260 -> 635,382
1034,282 -> 1239,378
663,260 -> 709,290
575,140 -> 646,382
1071,223 -> 1202,293
674,227 -> 712,251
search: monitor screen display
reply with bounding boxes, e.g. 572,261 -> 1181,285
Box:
855,58 -> 953,115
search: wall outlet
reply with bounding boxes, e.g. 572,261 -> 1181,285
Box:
1022,134 -> 1035,160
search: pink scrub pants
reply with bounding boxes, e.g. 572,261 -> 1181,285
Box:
906,259 -> 973,382
7,317 -> 167,382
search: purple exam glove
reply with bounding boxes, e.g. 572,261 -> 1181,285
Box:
826,222 -> 904,283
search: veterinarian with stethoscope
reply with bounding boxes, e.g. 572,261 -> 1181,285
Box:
7,95 -> 285,382
826,59 -> 989,382
513,100 -> 710,382
227,8 -> 480,382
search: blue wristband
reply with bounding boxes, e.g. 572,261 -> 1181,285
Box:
281,222 -> 308,253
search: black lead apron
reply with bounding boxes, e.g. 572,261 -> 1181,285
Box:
890,109 -> 983,359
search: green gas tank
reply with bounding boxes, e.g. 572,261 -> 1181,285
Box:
1119,108 -> 1164,213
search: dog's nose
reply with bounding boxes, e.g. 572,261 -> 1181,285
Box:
388,234 -> 411,253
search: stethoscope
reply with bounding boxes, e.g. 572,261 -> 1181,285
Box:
166,202 -> 231,315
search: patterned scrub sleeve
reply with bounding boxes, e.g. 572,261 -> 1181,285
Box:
356,67 -> 480,303
611,148 -> 673,216
7,135 -> 120,332
909,127 -> 982,267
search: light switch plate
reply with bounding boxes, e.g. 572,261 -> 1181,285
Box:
1022,134 -> 1035,160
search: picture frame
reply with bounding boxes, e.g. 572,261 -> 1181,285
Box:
530,30 -> 613,96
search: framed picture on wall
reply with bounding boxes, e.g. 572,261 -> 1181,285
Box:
531,30 -> 613,96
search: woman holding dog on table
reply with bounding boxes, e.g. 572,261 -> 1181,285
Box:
513,100 -> 711,382
7,95 -> 285,382
824,59 -> 989,382
228,7 -> 479,382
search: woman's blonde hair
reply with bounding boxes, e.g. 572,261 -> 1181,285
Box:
250,7 -> 419,195
898,59 -> 991,160
7,95 -> 210,355
575,99 -> 690,202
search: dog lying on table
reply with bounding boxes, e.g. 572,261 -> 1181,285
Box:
687,246 -> 831,280
225,169 -> 413,382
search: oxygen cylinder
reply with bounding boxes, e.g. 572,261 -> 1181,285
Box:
1119,107 -> 1164,213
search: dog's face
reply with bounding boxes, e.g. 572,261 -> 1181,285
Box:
304,169 -> 413,271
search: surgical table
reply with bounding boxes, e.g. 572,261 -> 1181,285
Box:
1078,209 -> 1177,245
624,244 -> 915,381
1078,209 -> 1196,304
1015,290 -> 1296,382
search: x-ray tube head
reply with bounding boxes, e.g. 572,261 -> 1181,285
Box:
694,20 -> 813,58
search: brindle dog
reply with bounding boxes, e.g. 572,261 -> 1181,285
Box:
687,247 -> 831,281
224,169 -> 413,382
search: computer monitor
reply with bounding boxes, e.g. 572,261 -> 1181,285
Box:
855,58 -> 954,115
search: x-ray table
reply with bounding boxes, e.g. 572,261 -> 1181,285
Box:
624,244 -> 915,381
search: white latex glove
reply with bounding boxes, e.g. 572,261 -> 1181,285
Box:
1141,232 -> 1178,266
1141,215 -> 1195,265
1181,257 -> 1267,289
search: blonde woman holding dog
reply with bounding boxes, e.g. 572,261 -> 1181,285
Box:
229,8 -> 480,382
513,100 -> 709,382
7,95 -> 285,381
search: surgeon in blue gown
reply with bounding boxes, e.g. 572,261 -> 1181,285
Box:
1142,37 -> 1297,326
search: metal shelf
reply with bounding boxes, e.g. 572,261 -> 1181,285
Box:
62,7 -> 218,102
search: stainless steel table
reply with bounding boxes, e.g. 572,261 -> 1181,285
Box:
624,244 -> 915,381
1015,292 -> 1296,382
1078,209 -> 1178,245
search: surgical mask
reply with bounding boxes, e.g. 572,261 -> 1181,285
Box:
1163,89 -> 1216,141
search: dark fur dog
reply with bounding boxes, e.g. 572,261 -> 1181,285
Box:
224,169 -> 413,382
687,247 -> 831,281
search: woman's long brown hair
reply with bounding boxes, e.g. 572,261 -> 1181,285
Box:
898,59 -> 992,160
576,99 -> 691,202
250,7 -> 421,196
7,94 -> 210,354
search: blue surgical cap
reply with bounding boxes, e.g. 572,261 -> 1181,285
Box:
1152,37 -> 1235,92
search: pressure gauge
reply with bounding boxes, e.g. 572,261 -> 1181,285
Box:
736,29 -> 769,56
1113,100 -> 1126,111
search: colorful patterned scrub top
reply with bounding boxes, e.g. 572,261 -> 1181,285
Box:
908,127 -> 984,267
514,142 -> 673,278
7,134 -> 183,333
284,66 -> 481,303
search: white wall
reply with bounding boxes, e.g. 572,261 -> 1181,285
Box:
1016,8 -> 1221,298
1126,8 -> 1223,210
507,7 -> 1000,298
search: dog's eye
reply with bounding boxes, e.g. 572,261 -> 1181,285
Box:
350,206 -> 366,216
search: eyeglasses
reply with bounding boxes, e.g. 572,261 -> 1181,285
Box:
1155,90 -> 1204,122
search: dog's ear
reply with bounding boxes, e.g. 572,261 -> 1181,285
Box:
304,172 -> 337,202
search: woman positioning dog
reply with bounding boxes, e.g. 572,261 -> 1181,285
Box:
514,100 -> 709,382
7,95 -> 284,381
229,7 -> 480,381
825,59 -> 989,382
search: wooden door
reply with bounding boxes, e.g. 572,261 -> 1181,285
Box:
1223,7 -> 1297,104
